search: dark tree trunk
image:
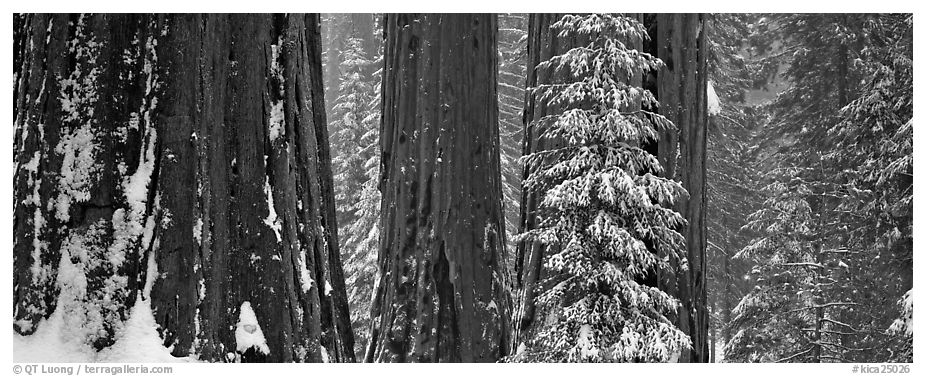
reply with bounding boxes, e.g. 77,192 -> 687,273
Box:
511,13 -> 578,352
652,13 -> 711,363
12,13 -> 355,363
365,13 -> 509,363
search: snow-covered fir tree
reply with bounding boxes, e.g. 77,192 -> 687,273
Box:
340,60 -> 382,359
513,14 -> 690,362
726,14 -> 912,363
331,37 -> 378,225
328,30 -> 383,357
704,13 -> 764,360
887,288 -> 913,361
827,14 -> 912,362
726,163 -> 862,362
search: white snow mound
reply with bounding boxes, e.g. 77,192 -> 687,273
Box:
235,301 -> 270,355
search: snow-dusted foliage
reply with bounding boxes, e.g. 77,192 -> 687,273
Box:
331,37 -> 379,219
327,27 -> 383,356
726,14 -> 912,363
703,13 -> 763,363
514,14 -> 689,362
726,165 -> 861,363
827,14 -> 912,266
888,289 -> 912,337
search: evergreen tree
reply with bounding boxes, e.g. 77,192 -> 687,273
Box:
704,13 -> 763,359
331,37 -> 378,228
827,14 -> 913,362
726,14 -> 912,363
328,31 -> 384,358
512,14 -> 689,362
727,162 -> 863,362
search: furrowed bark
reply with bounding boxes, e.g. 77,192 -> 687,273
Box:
366,13 -> 509,363
12,13 -> 354,363
653,13 -> 710,363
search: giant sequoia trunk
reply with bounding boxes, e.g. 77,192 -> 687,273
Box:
365,13 -> 510,363
651,13 -> 710,363
12,13 -> 355,363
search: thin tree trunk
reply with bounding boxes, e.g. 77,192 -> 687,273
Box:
12,13 -> 354,363
365,13 -> 509,363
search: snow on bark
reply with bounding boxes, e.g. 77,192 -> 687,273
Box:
262,176 -> 282,242
54,17 -> 101,222
235,301 -> 270,355
109,126 -> 157,267
14,14 -> 354,363
268,36 -> 286,142
53,124 -> 99,222
14,288 -> 193,363
55,221 -> 128,349
22,152 -> 48,286
707,80 -> 721,115
99,298 -> 190,362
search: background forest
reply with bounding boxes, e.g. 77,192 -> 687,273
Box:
12,13 -> 912,363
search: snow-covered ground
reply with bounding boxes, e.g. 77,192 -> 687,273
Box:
13,298 -> 194,363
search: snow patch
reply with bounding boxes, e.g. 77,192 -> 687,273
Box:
268,36 -> 286,141
53,124 -> 99,222
193,217 -> 203,245
707,80 -> 721,116
268,101 -> 285,141
109,126 -> 158,268
143,205 -> 160,300
235,301 -> 270,355
55,27 -> 103,222
263,176 -> 282,242
22,151 -> 49,284
14,298 -> 192,363
576,324 -> 599,360
516,342 -> 527,355
320,345 -> 330,363
99,298 -> 190,362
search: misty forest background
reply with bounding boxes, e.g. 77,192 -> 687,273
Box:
12,13 -> 912,363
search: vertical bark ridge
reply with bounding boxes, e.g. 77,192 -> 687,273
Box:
367,13 -> 509,363
653,13 -> 710,363
12,13 -> 354,363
